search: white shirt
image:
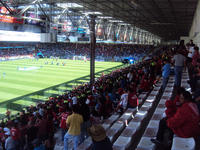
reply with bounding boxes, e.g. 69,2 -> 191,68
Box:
127,72 -> 133,82
72,96 -> 77,105
173,54 -> 186,67
188,47 -> 194,58
120,93 -> 128,109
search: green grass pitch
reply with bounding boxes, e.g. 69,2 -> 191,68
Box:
0,58 -> 122,118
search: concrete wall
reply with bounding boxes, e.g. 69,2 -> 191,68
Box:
180,36 -> 190,44
189,0 -> 200,46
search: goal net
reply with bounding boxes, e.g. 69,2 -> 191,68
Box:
73,55 -> 87,61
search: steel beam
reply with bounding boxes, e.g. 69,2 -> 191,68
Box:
0,0 -> 14,15
89,15 -> 96,85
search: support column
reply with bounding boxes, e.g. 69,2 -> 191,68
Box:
124,26 -> 128,42
113,23 -> 117,41
102,19 -> 108,40
89,15 -> 96,85
134,28 -> 138,44
142,32 -> 145,44
116,24 -> 121,41
107,23 -> 113,40
138,31 -> 142,44
129,27 -> 134,42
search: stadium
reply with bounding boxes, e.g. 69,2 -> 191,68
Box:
0,0 -> 200,150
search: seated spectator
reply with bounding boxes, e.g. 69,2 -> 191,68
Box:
116,89 -> 128,113
35,115 -> 48,141
103,93 -> 114,118
5,128 -> 16,150
192,46 -> 200,66
59,107 -> 72,141
88,124 -> 113,150
165,87 -> 185,118
44,133 -> 55,150
79,100 -> 91,143
32,139 -> 45,150
138,77 -> 149,93
0,128 -> 6,150
90,110 -> 103,125
151,91 -> 200,147
128,89 -> 138,109
25,120 -> 38,150
194,90 -> 200,112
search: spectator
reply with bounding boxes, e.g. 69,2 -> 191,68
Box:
35,115 -> 48,141
64,105 -> 83,150
32,139 -> 45,150
5,129 -> 16,150
127,89 -> 138,109
192,46 -> 200,66
59,108 -> 71,141
165,87 -> 185,118
79,100 -> 91,143
44,133 -> 55,150
88,124 -> 113,150
151,91 -> 200,147
10,122 -> 21,150
116,89 -> 128,113
194,90 -> 200,112
161,59 -> 171,90
0,128 -> 6,150
90,110 -> 103,125
138,77 -> 149,93
172,50 -> 186,87
103,93 -> 114,118
6,109 -> 11,120
167,91 -> 200,137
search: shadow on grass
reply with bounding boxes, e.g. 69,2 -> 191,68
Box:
0,64 -> 124,118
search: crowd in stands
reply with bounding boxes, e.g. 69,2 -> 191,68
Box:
0,40 -> 200,150
0,43 -> 153,61
151,40 -> 200,149
0,48 -> 164,150
0,42 -> 35,58
37,43 -> 153,59
0,49 -> 32,57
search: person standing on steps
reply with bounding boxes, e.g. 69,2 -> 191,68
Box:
161,59 -> 171,90
64,105 -> 83,150
172,50 -> 186,88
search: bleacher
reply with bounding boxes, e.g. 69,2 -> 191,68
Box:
170,72 -> 195,150
71,77 -> 163,150
56,69 -> 200,150
136,71 -> 196,150
136,76 -> 173,150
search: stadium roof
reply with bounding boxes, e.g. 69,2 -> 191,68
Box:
0,0 -> 198,40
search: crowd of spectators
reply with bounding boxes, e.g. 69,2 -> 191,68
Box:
1,41 -> 200,150
0,43 -> 35,58
0,49 -> 32,57
151,40 -> 200,149
0,48 -> 164,150
37,43 -> 153,59
0,43 -> 153,61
